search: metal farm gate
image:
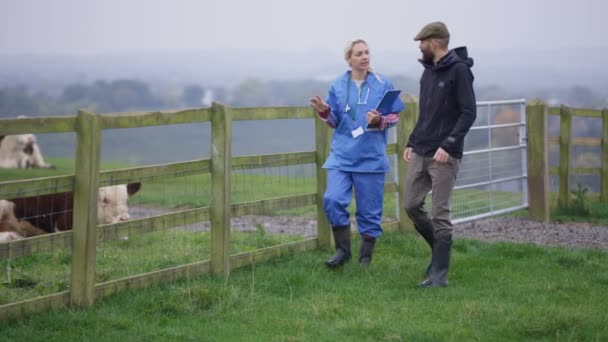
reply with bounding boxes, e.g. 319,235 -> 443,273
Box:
451,99 -> 528,223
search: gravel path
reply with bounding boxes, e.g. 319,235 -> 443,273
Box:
130,205 -> 608,249
454,217 -> 608,249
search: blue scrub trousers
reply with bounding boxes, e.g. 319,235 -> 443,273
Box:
323,169 -> 386,238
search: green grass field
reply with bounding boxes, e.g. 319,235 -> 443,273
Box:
1,232 -> 607,341
2,158 -> 607,339
0,229 -> 303,305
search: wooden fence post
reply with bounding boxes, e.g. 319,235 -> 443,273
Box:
210,102 -> 232,275
602,109 -> 608,202
314,110 -> 331,250
71,109 -> 102,307
526,100 -> 550,222
397,95 -> 418,232
559,105 -> 572,208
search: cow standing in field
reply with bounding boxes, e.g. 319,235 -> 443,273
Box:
0,133 -> 55,169
0,183 -> 142,241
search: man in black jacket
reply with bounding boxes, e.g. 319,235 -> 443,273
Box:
403,22 -> 476,288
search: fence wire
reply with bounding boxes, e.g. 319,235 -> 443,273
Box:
95,171 -> 211,283
0,134 -> 75,305
229,118 -> 318,252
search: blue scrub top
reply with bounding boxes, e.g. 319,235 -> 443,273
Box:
323,71 -> 405,173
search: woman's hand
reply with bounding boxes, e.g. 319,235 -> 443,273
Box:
309,96 -> 329,113
366,109 -> 381,124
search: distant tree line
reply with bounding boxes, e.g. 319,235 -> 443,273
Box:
1,77 -> 606,120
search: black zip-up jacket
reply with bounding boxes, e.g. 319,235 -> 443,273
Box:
407,46 -> 476,159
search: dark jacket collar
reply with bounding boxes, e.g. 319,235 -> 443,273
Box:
419,46 -> 474,71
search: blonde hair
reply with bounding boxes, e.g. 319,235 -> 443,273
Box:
344,39 -> 375,73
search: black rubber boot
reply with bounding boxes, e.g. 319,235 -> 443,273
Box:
414,222 -> 435,248
325,225 -> 351,268
358,235 -> 376,267
414,222 -> 435,275
418,234 -> 452,288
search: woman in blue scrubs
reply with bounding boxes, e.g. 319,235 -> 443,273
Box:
309,39 -> 405,267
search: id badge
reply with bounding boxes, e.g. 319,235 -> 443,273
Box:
351,126 -> 364,139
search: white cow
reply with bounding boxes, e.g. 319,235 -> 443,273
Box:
0,133 -> 54,169
97,183 -> 141,224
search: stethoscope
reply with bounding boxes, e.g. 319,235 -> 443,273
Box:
344,74 -> 370,114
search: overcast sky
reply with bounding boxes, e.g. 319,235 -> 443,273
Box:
1,0 -> 606,55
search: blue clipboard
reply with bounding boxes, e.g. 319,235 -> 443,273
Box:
376,89 -> 402,115
366,89 -> 401,130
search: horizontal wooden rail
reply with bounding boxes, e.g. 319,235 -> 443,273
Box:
0,116 -> 77,135
95,260 -> 211,299
0,175 -> 75,198
548,136 -> 601,146
549,167 -> 602,176
231,106 -> 314,121
232,151 -> 316,170
97,207 -> 210,242
0,231 -> 72,259
101,108 -> 213,129
548,106 -> 603,118
0,291 -> 70,321
231,193 -> 316,217
230,238 -> 317,269
99,159 -> 211,186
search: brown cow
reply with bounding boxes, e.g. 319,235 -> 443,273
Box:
4,182 -> 141,236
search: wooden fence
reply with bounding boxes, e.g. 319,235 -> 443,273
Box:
1,98 -> 605,319
549,106 -> 608,205
526,101 -> 608,221
0,101 -> 417,319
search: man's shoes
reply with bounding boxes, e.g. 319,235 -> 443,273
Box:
417,278 -> 448,288
418,233 -> 452,288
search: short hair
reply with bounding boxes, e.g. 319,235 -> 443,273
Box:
433,37 -> 450,49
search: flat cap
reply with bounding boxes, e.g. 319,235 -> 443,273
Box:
414,21 -> 450,41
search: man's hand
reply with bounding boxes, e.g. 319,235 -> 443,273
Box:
366,109 -> 381,125
309,96 -> 329,113
403,147 -> 413,162
433,147 -> 450,163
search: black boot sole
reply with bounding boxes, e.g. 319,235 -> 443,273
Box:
417,278 -> 448,288
325,257 -> 351,268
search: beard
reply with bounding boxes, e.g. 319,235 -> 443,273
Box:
421,49 -> 434,63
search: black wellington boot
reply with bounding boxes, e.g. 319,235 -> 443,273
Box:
325,225 -> 351,268
414,222 -> 435,275
418,234 -> 452,288
358,235 -> 376,267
